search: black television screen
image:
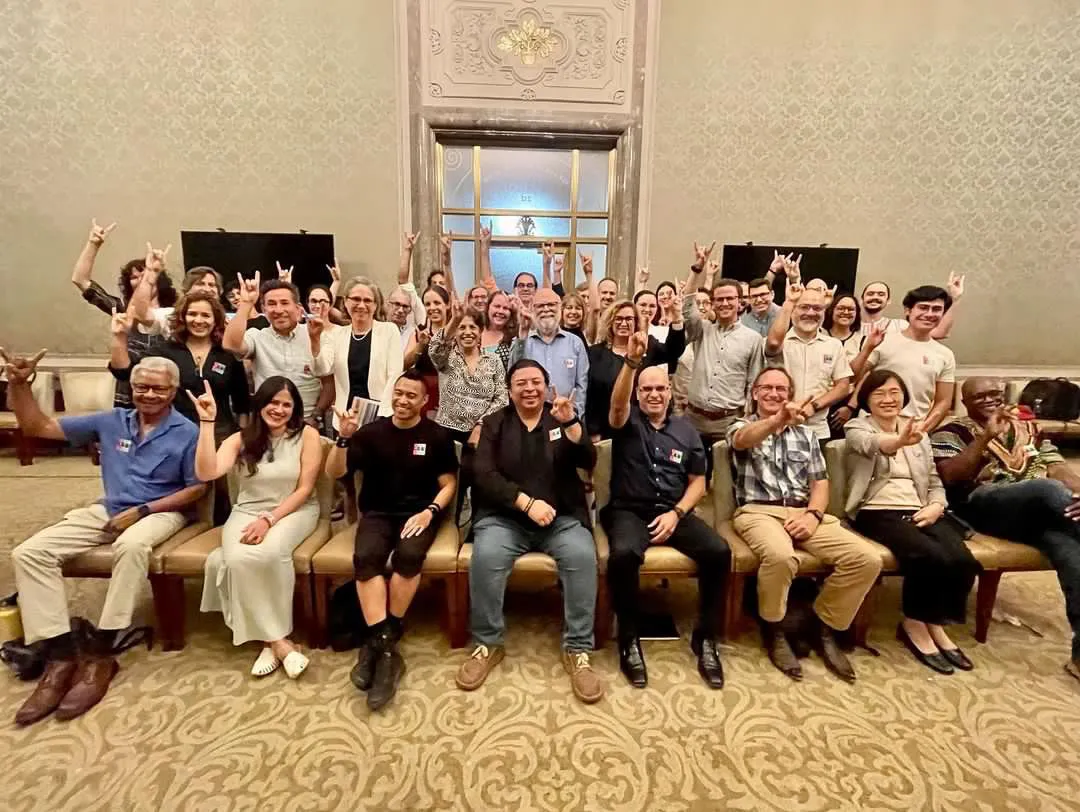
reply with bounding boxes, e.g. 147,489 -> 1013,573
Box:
180,231 -> 336,301
720,245 -> 860,304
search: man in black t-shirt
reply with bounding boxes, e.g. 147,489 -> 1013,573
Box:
326,370 -> 457,711
603,331 -> 731,690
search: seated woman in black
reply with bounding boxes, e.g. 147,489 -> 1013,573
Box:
585,298 -> 685,441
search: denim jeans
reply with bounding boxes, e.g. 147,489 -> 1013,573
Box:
469,514 -> 597,652
963,478 -> 1080,658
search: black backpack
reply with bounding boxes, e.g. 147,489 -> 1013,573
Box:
1019,378 -> 1080,420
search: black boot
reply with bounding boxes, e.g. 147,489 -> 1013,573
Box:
350,638 -> 376,691
387,614 -> 404,645
764,621 -> 803,681
367,627 -> 405,711
690,629 -> 724,689
817,620 -> 856,683
618,638 -> 648,688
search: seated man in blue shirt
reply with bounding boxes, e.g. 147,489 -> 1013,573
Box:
509,288 -> 588,417
604,331 -> 731,689
3,351 -> 205,726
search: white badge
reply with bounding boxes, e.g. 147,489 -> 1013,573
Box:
669,449 -> 684,464
117,439 -> 133,453
412,443 -> 427,456
549,427 -> 562,441
564,358 -> 575,369
211,361 -> 226,375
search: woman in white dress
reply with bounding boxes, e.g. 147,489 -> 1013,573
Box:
189,375 -> 321,678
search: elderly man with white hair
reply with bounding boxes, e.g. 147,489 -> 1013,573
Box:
2,351 -> 205,726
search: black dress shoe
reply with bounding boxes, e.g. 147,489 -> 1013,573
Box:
818,623 -> 857,683
896,624 -> 953,675
690,630 -> 724,689
618,638 -> 648,688
764,623 -> 803,681
350,640 -> 375,691
939,646 -> 974,671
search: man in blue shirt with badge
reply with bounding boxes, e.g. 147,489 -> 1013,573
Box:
509,288 -> 588,417
603,330 -> 731,689
3,350 -> 205,726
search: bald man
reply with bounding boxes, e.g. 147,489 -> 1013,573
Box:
932,377 -> 1080,680
509,287 -> 589,416
603,331 -> 730,689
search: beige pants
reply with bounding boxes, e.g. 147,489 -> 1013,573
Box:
11,504 -> 187,643
686,410 -> 739,446
733,504 -> 881,630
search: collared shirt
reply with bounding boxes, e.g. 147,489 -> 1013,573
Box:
866,332 -> 955,418
740,303 -> 781,337
509,329 -> 589,417
726,416 -> 827,505
682,297 -> 763,412
767,328 -> 853,440
931,416 -> 1065,504
610,406 -> 707,511
59,407 -> 200,516
242,323 -> 322,418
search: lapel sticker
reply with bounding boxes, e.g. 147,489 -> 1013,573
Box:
412,443 -> 427,456
669,448 -> 684,464
303,364 -> 313,376
549,427 -> 562,441
564,358 -> 575,369
211,361 -> 226,375
823,354 -> 834,365
117,439 -> 133,453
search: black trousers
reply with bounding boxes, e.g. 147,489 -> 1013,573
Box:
853,509 -> 980,625
601,505 -> 731,641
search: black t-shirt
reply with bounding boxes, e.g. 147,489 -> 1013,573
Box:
348,331 -> 372,401
347,417 -> 458,515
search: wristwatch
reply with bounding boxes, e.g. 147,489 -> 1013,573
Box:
558,415 -> 581,429
137,504 -> 151,519
335,436 -> 350,448
672,506 -> 687,520
807,509 -> 824,522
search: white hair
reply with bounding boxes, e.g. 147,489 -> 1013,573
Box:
131,356 -> 180,388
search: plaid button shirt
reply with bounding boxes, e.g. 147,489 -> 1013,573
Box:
726,416 -> 828,505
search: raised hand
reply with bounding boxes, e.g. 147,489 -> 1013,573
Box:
414,324 -> 431,348
450,297 -> 464,322
326,257 -> 341,283
865,321 -> 887,350
439,231 -> 453,259
786,279 -> 804,304
110,306 -> 132,337
307,311 -> 326,341
144,241 -> 171,273
897,417 -> 926,447
479,222 -> 492,249
667,291 -> 683,319
88,218 -> 117,246
550,387 -> 575,423
580,251 -> 594,276
402,231 -> 421,252
275,261 -> 293,283
636,265 -> 650,286
984,407 -> 1011,439
770,250 -> 785,274
0,348 -> 47,385
236,271 -> 261,307
627,330 -> 648,363
186,379 -> 217,422
946,271 -> 966,301
705,259 -> 719,280
825,284 -> 837,305
781,396 -> 814,427
782,253 -> 801,282
542,240 -> 555,263
553,253 -> 565,281
693,240 -> 717,268
335,396 -> 362,439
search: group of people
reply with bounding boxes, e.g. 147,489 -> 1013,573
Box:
4,221 -> 1080,726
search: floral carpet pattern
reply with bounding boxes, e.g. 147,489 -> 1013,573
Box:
1,457 -> 1079,811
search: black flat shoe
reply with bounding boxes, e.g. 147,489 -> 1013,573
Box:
690,630 -> 724,689
939,647 -> 974,671
618,638 -> 648,688
896,623 -> 953,675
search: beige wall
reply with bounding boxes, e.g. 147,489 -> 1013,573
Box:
0,0 -> 400,354
647,0 -> 1080,364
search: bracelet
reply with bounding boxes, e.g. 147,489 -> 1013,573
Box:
558,415 -> 581,429
807,509 -> 824,522
672,506 -> 686,520
624,356 -> 642,370
199,419 -> 215,423
335,436 -> 350,448
426,503 -> 441,517
525,497 -> 535,513
257,511 -> 277,527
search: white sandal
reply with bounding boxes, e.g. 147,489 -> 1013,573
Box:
283,650 -> 309,679
251,647 -> 281,677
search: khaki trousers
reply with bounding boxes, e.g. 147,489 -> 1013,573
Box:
733,504 -> 881,630
11,504 -> 187,643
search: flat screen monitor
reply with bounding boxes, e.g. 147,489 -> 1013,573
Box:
720,245 -> 860,304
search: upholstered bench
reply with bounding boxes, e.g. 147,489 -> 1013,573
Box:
966,533 -> 1052,642
0,371 -> 55,465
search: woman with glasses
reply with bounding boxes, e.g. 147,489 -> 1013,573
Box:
585,299 -> 686,441
824,292 -> 865,438
845,368 -> 979,674
479,290 -> 517,370
314,277 -> 403,432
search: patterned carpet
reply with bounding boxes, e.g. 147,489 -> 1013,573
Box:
2,455 -> 1080,811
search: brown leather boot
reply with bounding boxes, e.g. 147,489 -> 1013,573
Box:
55,657 -> 119,721
15,659 -> 78,726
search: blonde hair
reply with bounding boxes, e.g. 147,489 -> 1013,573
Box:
599,298 -> 636,346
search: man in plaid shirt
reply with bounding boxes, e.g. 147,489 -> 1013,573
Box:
728,367 -> 881,683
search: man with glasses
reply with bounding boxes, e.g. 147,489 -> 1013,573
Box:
741,277 -> 782,337
933,378 -> 1080,683
850,285 -> 956,432
513,272 -> 538,308
764,285 -> 853,443
681,242 -> 764,475
5,353 -> 205,724
729,367 -> 881,683
386,286 -> 425,351
509,288 -> 589,417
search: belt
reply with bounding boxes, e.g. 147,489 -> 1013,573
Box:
743,498 -> 809,508
688,404 -> 741,420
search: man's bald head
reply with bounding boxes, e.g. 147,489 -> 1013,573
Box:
533,288 -> 561,307
636,364 -> 672,419
805,278 -> 828,293
960,376 -> 1006,420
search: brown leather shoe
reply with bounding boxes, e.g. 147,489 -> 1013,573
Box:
563,650 -> 605,704
15,660 -> 78,726
54,657 -> 119,721
455,645 -> 504,691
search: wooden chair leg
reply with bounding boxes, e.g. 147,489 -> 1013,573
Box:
723,572 -> 747,641
311,575 -> 330,649
594,576 -> 611,649
975,570 -> 1003,643
150,574 -> 186,651
14,429 -> 35,466
449,570 -> 469,649
293,574 -> 314,645
851,577 -> 881,647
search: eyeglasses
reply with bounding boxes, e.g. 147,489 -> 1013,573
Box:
389,302 -> 411,310
515,282 -> 537,290
970,390 -> 1004,403
714,296 -> 738,304
869,388 -> 904,399
755,384 -> 790,394
534,304 -> 558,313
833,306 -> 856,314
347,296 -> 375,305
613,316 -> 636,324
749,293 -> 771,301
796,304 -> 825,314
132,384 -> 174,395
309,298 -> 330,306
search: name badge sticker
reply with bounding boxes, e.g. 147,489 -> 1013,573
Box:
822,354 -> 834,365
412,443 -> 427,456
549,427 -> 562,441
669,448 -> 684,464
117,439 -> 133,453
211,362 -> 226,375
564,358 -> 575,369
303,364 -> 313,376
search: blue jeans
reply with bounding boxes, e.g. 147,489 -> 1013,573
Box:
469,514 -> 597,652
964,478 -> 1080,658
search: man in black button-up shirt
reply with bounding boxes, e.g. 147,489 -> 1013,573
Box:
603,331 -> 731,689
456,359 -> 605,705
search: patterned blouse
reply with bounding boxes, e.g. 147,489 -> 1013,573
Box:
429,329 -> 510,433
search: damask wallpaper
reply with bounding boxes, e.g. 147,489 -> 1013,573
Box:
646,0 -> 1080,365
0,0 -> 401,354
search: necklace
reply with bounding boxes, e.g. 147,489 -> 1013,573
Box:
351,329 -> 371,341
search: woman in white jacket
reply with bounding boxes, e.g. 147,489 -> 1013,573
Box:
312,277 -> 403,429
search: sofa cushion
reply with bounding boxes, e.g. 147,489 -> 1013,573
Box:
61,520 -> 211,578
311,518 -> 460,577
967,533 -> 1050,570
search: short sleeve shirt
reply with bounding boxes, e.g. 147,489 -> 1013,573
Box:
347,417 -> 458,516
866,332 -> 955,419
610,407 -> 707,510
770,330 -> 853,440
